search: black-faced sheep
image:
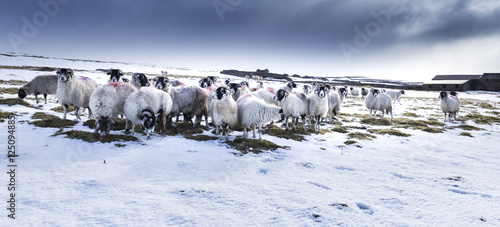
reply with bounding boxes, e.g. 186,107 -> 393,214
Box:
308,84 -> 330,131
107,69 -> 124,82
439,91 -> 460,122
273,89 -> 308,131
89,82 -> 138,136
385,90 -> 405,104
280,81 -> 297,93
154,76 -> 209,128
361,88 -> 369,99
228,82 -> 251,101
365,88 -> 393,122
131,73 -> 151,89
18,75 -> 58,104
56,68 -> 97,120
210,87 -> 238,139
350,87 -> 360,97
123,87 -> 173,139
237,94 -> 281,140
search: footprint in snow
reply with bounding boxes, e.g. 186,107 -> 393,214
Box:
356,202 -> 374,215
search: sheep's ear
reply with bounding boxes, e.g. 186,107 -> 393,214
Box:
106,71 -> 111,75
56,70 -> 61,74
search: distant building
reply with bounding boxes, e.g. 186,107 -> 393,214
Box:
423,73 -> 500,91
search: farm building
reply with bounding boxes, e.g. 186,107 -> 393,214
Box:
423,73 -> 500,91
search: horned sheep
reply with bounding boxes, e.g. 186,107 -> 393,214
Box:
55,68 -> 97,120
273,89 -> 309,131
123,87 -> 173,139
18,75 -> 58,104
210,87 -> 238,139
365,88 -> 393,122
308,84 -> 330,131
89,82 -> 138,136
439,91 -> 460,122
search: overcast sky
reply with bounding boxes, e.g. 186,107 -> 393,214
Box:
1,0 -> 500,80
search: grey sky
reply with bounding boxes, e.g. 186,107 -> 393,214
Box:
1,0 -> 500,80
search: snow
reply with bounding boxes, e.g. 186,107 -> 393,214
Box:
1,54 -> 500,225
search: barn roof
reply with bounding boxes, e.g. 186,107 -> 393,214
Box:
431,75 -> 482,80
423,80 -> 469,85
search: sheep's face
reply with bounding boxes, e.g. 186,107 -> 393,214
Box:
140,110 -> 156,135
207,76 -> 217,84
57,68 -> 73,82
133,73 -> 150,87
258,82 -> 264,89
273,89 -> 288,101
303,85 -> 310,94
287,81 -> 297,89
315,85 -> 329,98
199,78 -> 213,88
371,89 -> 380,97
350,87 -> 354,91
107,69 -> 123,82
240,81 -> 249,87
439,91 -> 448,99
154,76 -> 169,90
18,87 -> 27,99
339,87 -> 347,97
400,90 -> 405,95
96,116 -> 114,137
229,83 -> 241,95
225,79 -> 231,86
213,87 -> 229,100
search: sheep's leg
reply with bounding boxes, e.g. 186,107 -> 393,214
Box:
160,114 -> 167,135
301,116 -> 306,130
215,124 -> 220,135
125,120 -> 129,133
390,110 -> 393,123
252,126 -> 256,139
373,110 -> 377,119
293,117 -> 298,131
285,116 -> 289,131
130,124 -> 136,136
225,124 -> 230,139
381,110 -> 385,120
258,125 -> 263,140
44,94 -> 47,104
243,127 -> 247,139
74,106 -> 81,120
62,104 -> 68,120
88,108 -> 93,120
35,94 -> 39,104
397,98 -> 402,105
369,109 -> 372,119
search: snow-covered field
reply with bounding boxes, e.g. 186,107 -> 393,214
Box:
1,53 -> 500,226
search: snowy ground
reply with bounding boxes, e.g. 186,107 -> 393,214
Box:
1,53 -> 500,226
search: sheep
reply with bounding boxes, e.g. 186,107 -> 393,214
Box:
350,87 -> 360,97
279,81 -> 297,93
154,76 -> 209,128
55,68 -> 97,120
361,88 -> 369,99
303,84 -> 312,94
273,89 -> 308,131
365,88 -> 393,122
123,87 -> 173,139
307,84 -> 330,131
228,82 -> 251,101
327,86 -> 347,121
385,90 -> 405,104
18,75 -> 58,104
210,87 -> 238,139
237,94 -> 281,140
252,86 -> 278,106
439,91 -> 460,122
107,69 -> 124,82
89,82 -> 138,136
131,73 -> 150,89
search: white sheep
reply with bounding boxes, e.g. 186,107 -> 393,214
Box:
365,88 -> 393,122
327,86 -> 347,121
131,73 -> 151,89
154,76 -> 209,128
252,87 -> 278,106
210,87 -> 238,139
273,89 -> 309,131
56,68 -> 97,120
439,91 -> 460,122
350,87 -> 360,97
385,90 -> 405,104
307,84 -> 330,131
123,87 -> 173,139
18,75 -> 58,104
237,94 -> 281,140
89,82 -> 138,136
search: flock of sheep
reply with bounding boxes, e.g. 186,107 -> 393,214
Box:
17,69 -> 461,140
